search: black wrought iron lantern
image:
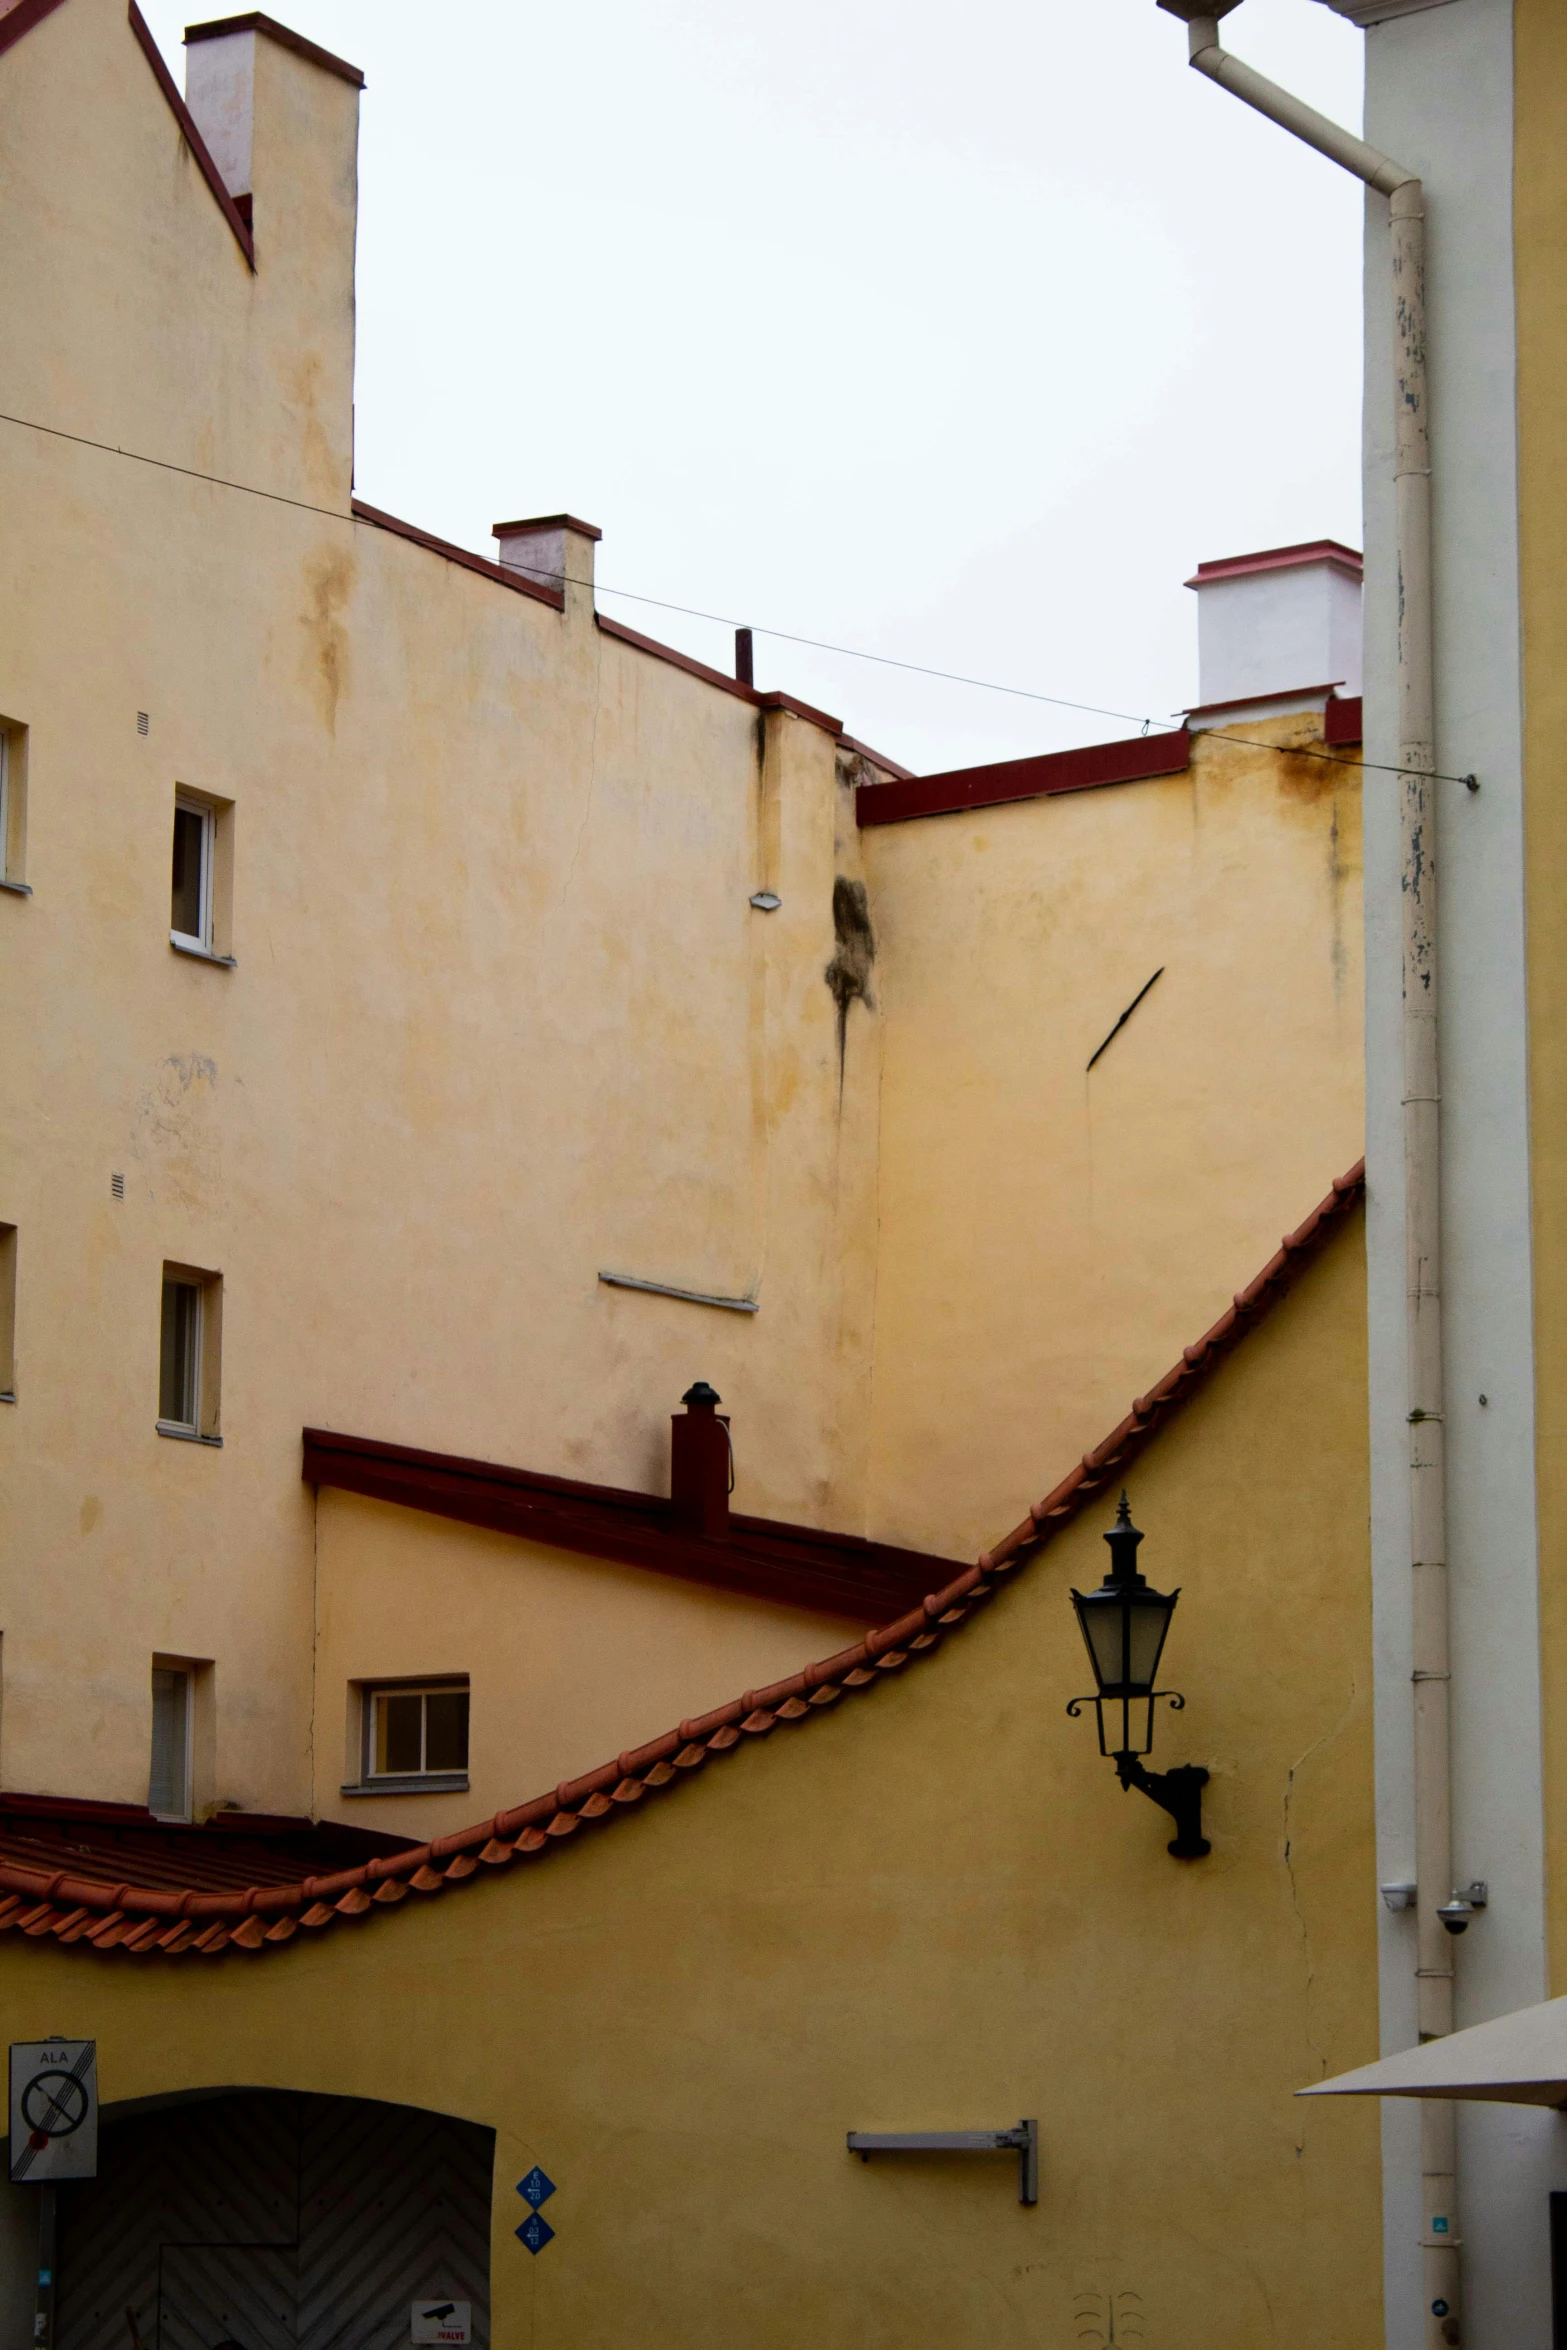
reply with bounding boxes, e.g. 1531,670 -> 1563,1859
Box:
1068,1496 -> 1210,1859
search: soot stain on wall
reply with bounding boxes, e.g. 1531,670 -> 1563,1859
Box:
824,876 -> 876,1078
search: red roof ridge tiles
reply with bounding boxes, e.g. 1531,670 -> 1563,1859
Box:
0,1160 -> 1363,1961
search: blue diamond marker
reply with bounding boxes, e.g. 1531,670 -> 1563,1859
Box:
515,2214 -> 554,2255
516,2168 -> 556,2209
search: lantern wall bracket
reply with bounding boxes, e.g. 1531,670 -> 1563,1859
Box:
1115,1751 -> 1210,1860
845,2121 -> 1038,2204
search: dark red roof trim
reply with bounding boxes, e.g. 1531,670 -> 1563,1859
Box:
351,499 -> 565,611
1185,540 -> 1363,588
302,1427 -> 960,1626
838,732 -> 915,783
0,0 -> 70,62
128,2 -> 255,268
1184,681 -> 1343,719
493,513 -> 603,542
594,616 -> 846,740
0,1162 -> 1362,1960
341,523 -> 901,763
856,729 -> 1192,828
184,11 -> 364,88
597,614 -> 763,708
1324,694 -> 1364,748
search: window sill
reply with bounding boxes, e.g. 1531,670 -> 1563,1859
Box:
170,934 -> 236,966
0,1391 -> 14,1404
339,1774 -> 470,1798
156,1421 -> 223,1447
0,878 -> 31,897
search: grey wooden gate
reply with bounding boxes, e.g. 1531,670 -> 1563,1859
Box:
55,2092 -> 492,2350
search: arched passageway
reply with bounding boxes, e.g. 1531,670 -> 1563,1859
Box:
54,2093 -> 492,2350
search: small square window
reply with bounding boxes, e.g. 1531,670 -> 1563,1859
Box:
361,1681 -> 470,1786
171,796 -> 214,950
157,1264 -> 221,1442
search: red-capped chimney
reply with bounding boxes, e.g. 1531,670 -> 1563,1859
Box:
671,1382 -> 731,1538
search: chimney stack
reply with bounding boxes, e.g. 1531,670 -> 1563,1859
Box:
492,515 -> 601,623
1185,540 -> 1362,728
670,1382 -> 730,1539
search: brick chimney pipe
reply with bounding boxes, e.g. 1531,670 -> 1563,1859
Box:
671,1382 -> 731,1538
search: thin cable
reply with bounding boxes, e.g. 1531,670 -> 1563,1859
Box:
1195,728 -> 1475,789
0,407 -> 1166,733
0,403 -> 1478,783
591,582 -> 1166,731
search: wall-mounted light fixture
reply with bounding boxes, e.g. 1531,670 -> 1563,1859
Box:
1068,1496 -> 1210,1859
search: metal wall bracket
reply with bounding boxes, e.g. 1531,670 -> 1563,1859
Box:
846,2121 -> 1038,2204
1115,1753 -> 1211,1858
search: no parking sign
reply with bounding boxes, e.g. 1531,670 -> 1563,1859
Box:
8,2041 -> 97,2182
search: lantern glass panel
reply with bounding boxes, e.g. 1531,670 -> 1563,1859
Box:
1125,1591 -> 1174,1690
1080,1598 -> 1129,1690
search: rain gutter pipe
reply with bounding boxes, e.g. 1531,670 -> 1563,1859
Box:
1155,10 -> 1453,2347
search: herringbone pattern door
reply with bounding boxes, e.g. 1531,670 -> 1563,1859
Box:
55,2092 -> 492,2350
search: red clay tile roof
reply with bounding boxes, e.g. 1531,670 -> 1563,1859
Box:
0,1162 -> 1363,1960
302,1429 -> 967,1625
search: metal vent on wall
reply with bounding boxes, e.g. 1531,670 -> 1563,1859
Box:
111,1173 -> 124,1200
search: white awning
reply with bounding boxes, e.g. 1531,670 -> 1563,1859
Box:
1299,1993 -> 1567,2108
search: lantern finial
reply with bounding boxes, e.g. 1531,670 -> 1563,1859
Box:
1103,1493 -> 1147,1585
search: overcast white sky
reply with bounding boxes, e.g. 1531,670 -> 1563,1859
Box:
144,0 -> 1364,775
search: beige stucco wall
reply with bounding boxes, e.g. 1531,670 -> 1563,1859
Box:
0,0 -> 880,1816
864,714 -> 1363,1557
0,0 -> 1362,1833
313,1490 -> 858,1840
0,1212 -> 1380,2349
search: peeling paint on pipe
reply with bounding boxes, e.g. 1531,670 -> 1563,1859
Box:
1157,11 -> 1453,2343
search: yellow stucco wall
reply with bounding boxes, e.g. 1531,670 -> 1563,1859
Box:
0,0 -> 881,1815
1514,0 -> 1567,1990
864,714 -> 1363,1557
0,1213 -> 1379,2347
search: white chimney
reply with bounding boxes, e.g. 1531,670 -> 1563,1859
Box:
185,28 -> 256,206
1311,0 -> 1461,22
1185,540 -> 1363,727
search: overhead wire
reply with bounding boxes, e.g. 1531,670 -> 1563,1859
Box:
0,404 -> 1477,787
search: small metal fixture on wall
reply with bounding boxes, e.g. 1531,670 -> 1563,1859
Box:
1068,1496 -> 1210,1858
846,2122 -> 1038,2204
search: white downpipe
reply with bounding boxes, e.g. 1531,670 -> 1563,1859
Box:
1158,11 -> 1454,2347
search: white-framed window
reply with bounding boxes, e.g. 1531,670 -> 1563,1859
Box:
149,1663 -> 193,1820
171,794 -> 215,952
0,1223 -> 15,1399
360,1680 -> 470,1787
0,721 -> 28,894
157,1263 -> 222,1442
